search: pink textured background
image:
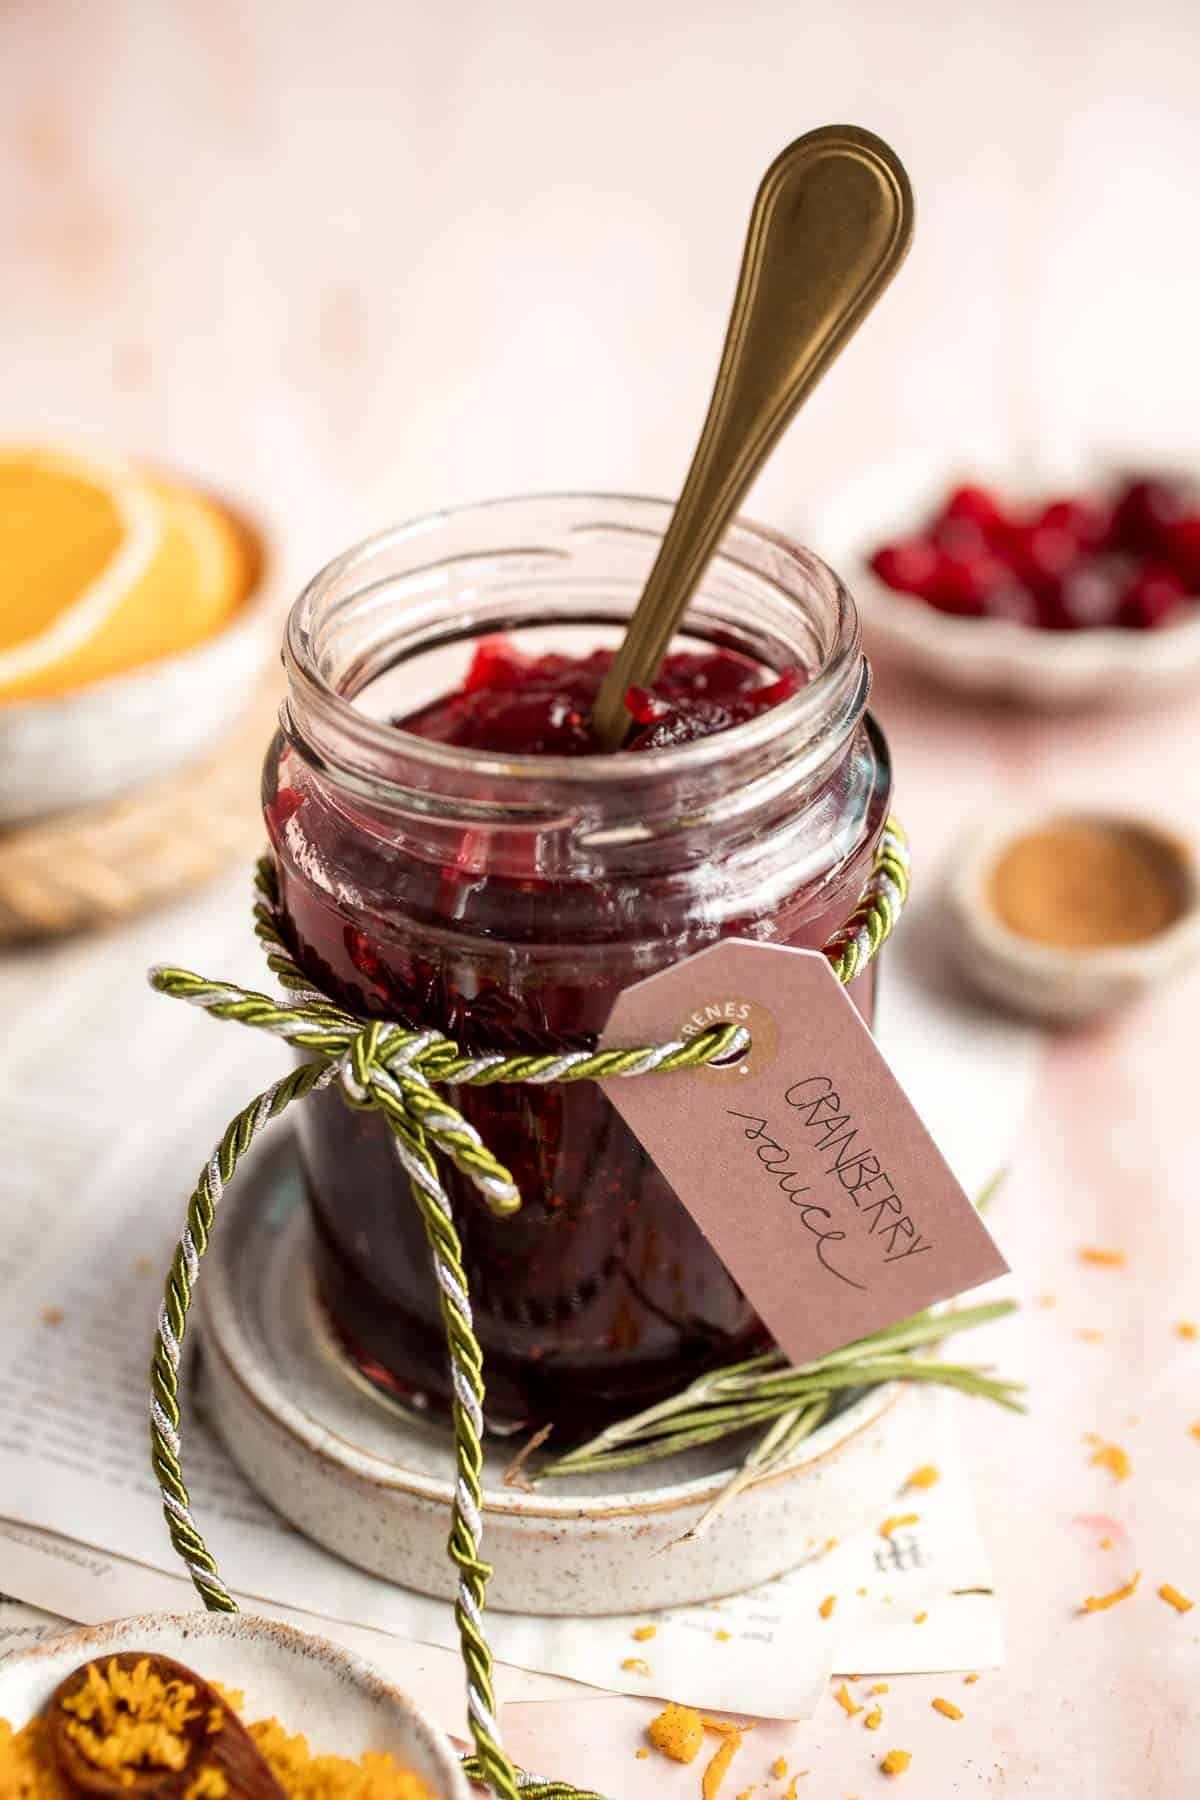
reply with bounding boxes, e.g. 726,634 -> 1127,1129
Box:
502,662 -> 1200,1793
4,2 -> 1199,1789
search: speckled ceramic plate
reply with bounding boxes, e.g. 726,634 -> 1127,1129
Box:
197,1134 -> 917,1616
0,1611 -> 469,1799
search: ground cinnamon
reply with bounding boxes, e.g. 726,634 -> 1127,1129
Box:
988,821 -> 1187,949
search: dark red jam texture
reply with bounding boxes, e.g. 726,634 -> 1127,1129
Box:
869,473 -> 1200,631
269,638 -> 882,1437
398,639 -> 803,753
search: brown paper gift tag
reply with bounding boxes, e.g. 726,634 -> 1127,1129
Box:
599,940 -> 1007,1367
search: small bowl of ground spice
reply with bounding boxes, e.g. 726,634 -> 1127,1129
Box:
0,1611 -> 469,1799
945,808 -> 1200,1022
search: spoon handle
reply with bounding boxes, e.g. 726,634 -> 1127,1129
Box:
590,124 -> 913,748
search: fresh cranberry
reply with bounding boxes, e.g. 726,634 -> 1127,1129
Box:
1036,497 -> 1113,550
932,517 -> 996,563
869,539 -> 940,596
1118,564 -> 1189,630
1037,558 -> 1127,631
1010,521 -> 1080,587
925,552 -> 1008,617
1162,515 -> 1200,590
1111,476 -> 1194,555
939,483 -> 1009,541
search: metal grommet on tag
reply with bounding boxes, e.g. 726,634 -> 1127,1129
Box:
682,997 -> 782,1082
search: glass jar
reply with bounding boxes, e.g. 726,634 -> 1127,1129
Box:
264,494 -> 893,1436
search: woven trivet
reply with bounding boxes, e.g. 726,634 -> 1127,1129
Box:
0,675 -> 281,943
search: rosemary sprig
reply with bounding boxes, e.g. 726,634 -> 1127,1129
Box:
538,1297 -> 1021,1484
671,1398 -> 831,1545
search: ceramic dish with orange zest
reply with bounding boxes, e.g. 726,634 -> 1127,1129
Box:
0,445 -> 275,826
0,1613 -> 468,1800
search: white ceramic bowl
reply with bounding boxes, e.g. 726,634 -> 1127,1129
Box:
814,455 -> 1200,709
0,490 -> 276,828
944,806 -> 1200,1023
0,1611 -> 469,1800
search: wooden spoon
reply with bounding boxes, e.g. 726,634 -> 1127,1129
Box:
44,1651 -> 287,1800
589,123 -> 913,748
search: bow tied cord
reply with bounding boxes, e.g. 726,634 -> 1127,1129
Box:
147,823 -> 907,1800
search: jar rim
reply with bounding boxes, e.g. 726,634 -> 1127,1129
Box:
284,490 -> 866,789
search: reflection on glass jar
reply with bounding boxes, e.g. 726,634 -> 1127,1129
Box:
263,495 -> 893,1436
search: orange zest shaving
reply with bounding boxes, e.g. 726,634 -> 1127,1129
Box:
818,1596 -> 836,1620
904,1465 -> 939,1490
864,1707 -> 883,1731
1090,1443 -> 1131,1481
881,1748 -> 911,1776
1177,1322 -> 1197,1340
632,1624 -> 657,1642
824,1538 -> 838,1551
1083,1571 -> 1141,1612
635,1748 -> 648,1759
783,1779 -> 808,1798
1158,1583 -> 1193,1614
833,1684 -> 863,1718
913,1611 -> 927,1624
1075,1328 -> 1105,1343
1079,1246 -> 1125,1266
647,1704 -> 705,1764
701,1726 -> 742,1799
1190,1423 -> 1200,1441
771,1755 -> 788,1778
878,1514 -> 918,1538
932,1698 -> 963,1720
964,1674 -> 979,1685
714,1629 -> 731,1643
869,1683 -> 889,1695
702,1718 -> 753,1737
620,1658 -> 651,1676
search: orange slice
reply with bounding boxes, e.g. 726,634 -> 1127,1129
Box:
0,447 -> 256,702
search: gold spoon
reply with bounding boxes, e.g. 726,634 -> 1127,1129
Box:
590,124 -> 914,749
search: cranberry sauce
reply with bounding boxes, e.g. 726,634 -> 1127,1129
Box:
399,638 -> 805,754
269,635 -> 886,1436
